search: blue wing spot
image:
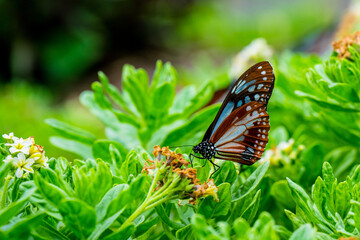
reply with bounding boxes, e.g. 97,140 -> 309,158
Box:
236,100 -> 243,107
235,80 -> 256,94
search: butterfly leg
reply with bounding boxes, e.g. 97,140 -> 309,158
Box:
189,153 -> 194,167
201,159 -> 208,167
190,153 -> 208,168
238,163 -> 242,175
208,159 -> 220,179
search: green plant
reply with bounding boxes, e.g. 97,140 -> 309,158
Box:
0,132 -> 269,239
286,161 -> 360,239
46,61 -> 218,159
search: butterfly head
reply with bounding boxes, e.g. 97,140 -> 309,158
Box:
192,141 -> 216,160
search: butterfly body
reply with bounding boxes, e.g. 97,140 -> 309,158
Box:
191,61 -> 275,167
192,141 -> 216,160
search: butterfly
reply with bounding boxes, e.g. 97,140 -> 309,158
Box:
191,61 -> 275,171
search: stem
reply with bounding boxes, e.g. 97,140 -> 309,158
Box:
118,168 -> 161,231
146,183 -> 178,206
144,197 -> 172,212
1,177 -> 10,209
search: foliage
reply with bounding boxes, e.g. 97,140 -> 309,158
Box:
272,47 -> 360,181
46,61 -> 218,159
0,136 -> 268,239
286,162 -> 360,239
2,38 -> 360,239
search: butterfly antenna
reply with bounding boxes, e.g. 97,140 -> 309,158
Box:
169,144 -> 194,149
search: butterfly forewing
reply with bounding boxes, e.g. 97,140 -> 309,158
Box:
210,102 -> 270,165
203,61 -> 274,142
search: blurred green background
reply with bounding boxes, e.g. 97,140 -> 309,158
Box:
0,0 -> 351,158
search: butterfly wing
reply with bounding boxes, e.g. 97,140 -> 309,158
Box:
210,102 -> 270,165
202,61 -> 274,142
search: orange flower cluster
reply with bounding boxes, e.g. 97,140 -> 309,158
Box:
143,145 -> 219,205
332,31 -> 360,59
338,237 -> 358,240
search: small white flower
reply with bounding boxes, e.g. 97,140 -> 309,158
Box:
6,138 -> 33,155
34,151 -> 49,168
3,155 -> 13,163
278,139 -> 295,154
13,153 -> 34,178
2,132 -> 19,141
2,132 -> 14,139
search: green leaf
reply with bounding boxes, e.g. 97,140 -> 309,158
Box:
286,178 -> 316,222
103,223 -> 136,240
274,225 -> 292,240
284,209 -> 306,229
59,199 -> 97,239
212,161 -> 237,185
50,136 -> 92,159
73,159 -> 113,206
45,118 -> 96,145
251,212 -> 279,240
322,162 -> 335,191
0,162 -> 11,186
240,189 -> 261,224
233,217 -> 250,239
150,61 -> 177,89
92,140 -> 128,165
80,91 -> 141,149
351,200 -> 360,232
89,207 -> 125,240
148,82 -> 175,129
176,225 -> 195,240
11,178 -> 23,202
113,111 -> 140,128
197,183 -> 231,219
98,71 -> 128,111
106,175 -> 147,219
155,204 -> 184,230
312,176 -> 335,223
161,104 -> 220,147
122,65 -> 148,117
92,81 -> 113,109
232,161 -> 269,201
134,217 -> 159,238
169,85 -> 197,115
34,173 -> 68,207
119,150 -> 144,181
335,182 -> 352,219
299,144 -> 324,187
351,165 -> 360,183
270,180 -> 294,209
296,90 -> 360,112
191,214 -> 221,240
1,212 -> 46,239
325,147 -> 357,177
96,184 -> 128,222
0,187 -> 36,225
170,82 -> 215,117
289,224 -> 316,240
31,217 -> 71,240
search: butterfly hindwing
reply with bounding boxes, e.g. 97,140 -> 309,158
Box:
202,61 -> 274,142
210,102 -> 270,165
